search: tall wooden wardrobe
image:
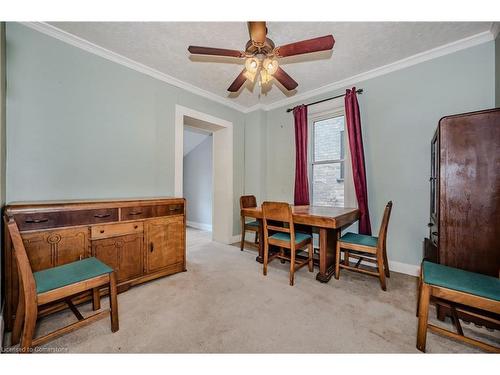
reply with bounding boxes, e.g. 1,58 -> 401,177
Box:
426,107 -> 500,326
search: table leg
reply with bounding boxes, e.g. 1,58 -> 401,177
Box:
316,227 -> 340,283
256,218 -> 264,264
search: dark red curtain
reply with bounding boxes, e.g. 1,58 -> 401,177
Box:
293,105 -> 310,205
345,87 -> 372,235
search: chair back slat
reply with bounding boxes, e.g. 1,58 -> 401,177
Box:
5,216 -> 37,301
240,195 -> 257,209
266,225 -> 291,233
377,201 -> 393,249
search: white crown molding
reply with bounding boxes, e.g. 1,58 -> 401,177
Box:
261,30 -> 494,112
20,22 -> 249,113
21,22 -> 494,115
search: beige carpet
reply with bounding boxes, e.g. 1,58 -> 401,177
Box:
5,228 -> 499,353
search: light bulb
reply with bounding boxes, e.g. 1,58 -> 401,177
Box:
245,57 -> 260,74
260,69 -> 271,85
263,57 -> 278,75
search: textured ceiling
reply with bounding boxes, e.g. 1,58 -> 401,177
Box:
49,22 -> 491,108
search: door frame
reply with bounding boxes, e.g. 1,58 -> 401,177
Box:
174,105 -> 234,244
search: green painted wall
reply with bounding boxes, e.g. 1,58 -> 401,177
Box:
245,41 -> 495,267
243,109 -> 267,202
496,33 -> 500,107
5,23 -> 245,235
0,22 -> 6,321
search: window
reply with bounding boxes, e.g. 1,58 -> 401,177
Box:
310,114 -> 346,207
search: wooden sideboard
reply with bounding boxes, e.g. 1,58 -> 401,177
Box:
2,197 -> 186,331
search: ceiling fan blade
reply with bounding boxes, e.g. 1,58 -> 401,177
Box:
188,46 -> 244,58
227,69 -> 247,92
274,35 -> 335,58
273,67 -> 298,91
248,21 -> 267,45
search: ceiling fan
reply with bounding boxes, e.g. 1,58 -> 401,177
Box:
188,22 -> 335,93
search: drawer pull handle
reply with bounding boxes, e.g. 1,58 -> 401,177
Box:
94,213 -> 111,218
129,211 -> 143,216
169,207 -> 178,211
150,242 -> 154,253
134,225 -> 138,229
25,218 -> 48,224
100,230 -> 105,234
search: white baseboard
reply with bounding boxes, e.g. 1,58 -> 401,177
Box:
389,260 -> 420,276
186,221 -> 212,232
230,234 -> 241,244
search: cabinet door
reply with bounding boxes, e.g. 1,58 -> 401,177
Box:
145,216 -> 184,273
117,233 -> 143,282
92,233 -> 143,283
53,228 -> 89,265
22,227 -> 89,270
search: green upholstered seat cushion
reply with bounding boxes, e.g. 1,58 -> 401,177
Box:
269,232 -> 312,244
423,261 -> 500,301
34,257 -> 113,294
339,232 -> 378,248
245,220 -> 259,227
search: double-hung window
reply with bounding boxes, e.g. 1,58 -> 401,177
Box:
309,111 -> 347,207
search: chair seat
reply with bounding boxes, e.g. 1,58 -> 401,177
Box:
339,232 -> 378,248
245,220 -> 259,227
270,232 -> 312,244
34,257 -> 113,294
423,261 -> 500,301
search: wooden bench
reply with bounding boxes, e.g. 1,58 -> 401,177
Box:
416,260 -> 500,353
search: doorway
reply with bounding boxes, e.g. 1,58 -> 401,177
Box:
174,105 -> 233,244
183,126 -> 213,232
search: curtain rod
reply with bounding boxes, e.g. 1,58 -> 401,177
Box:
286,88 -> 363,113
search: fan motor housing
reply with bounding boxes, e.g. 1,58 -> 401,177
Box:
245,38 -> 275,56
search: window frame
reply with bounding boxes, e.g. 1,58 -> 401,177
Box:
308,107 -> 351,207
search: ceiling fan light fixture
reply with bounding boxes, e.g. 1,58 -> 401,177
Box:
245,57 -> 260,74
263,57 -> 279,75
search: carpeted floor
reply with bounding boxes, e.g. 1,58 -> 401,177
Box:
5,228 -> 499,353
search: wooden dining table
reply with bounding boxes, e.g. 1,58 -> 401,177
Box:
241,205 -> 360,283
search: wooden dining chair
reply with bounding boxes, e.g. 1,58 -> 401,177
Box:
262,202 -> 314,286
6,215 -> 119,352
240,195 -> 260,251
335,201 -> 393,290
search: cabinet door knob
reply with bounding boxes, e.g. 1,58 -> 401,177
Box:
150,243 -> 154,252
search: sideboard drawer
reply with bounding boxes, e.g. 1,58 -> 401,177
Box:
15,208 -> 118,231
91,221 -> 143,240
154,204 -> 184,217
120,206 -> 154,220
